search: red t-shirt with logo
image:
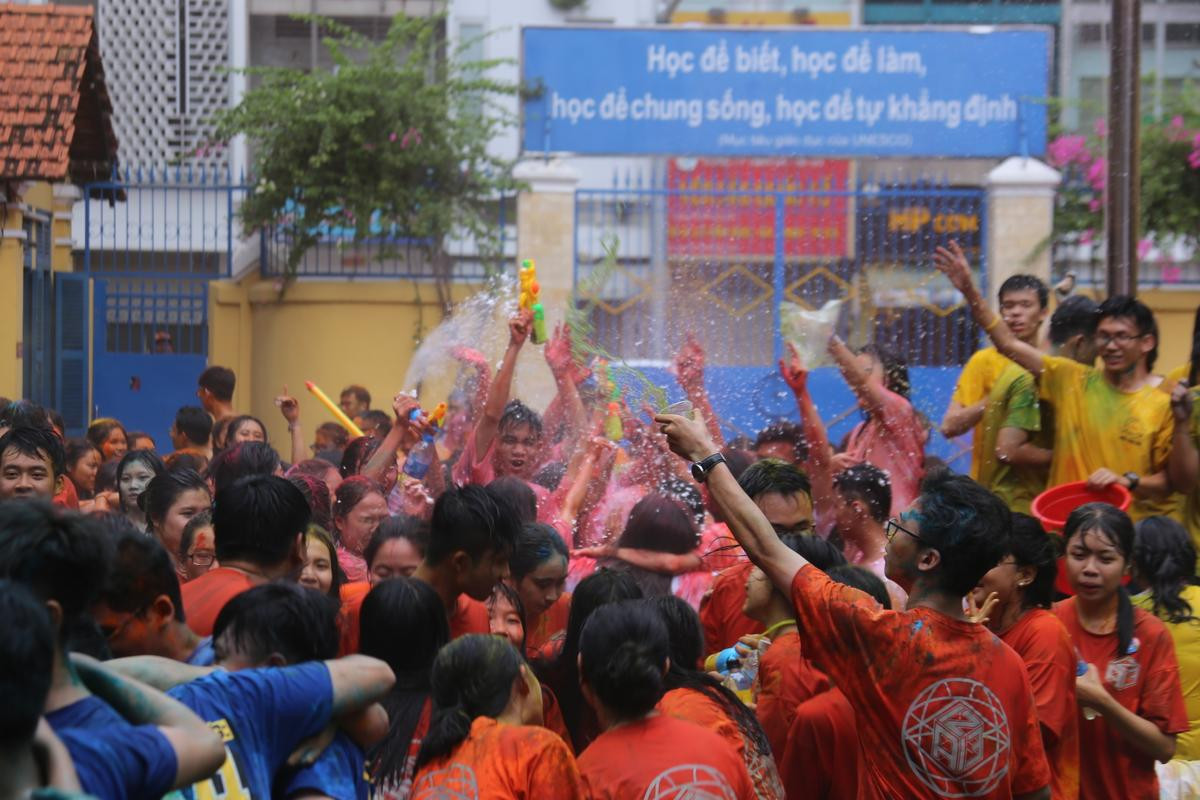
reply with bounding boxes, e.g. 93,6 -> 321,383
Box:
699,562 -> 763,656
1053,598 -> 1189,800
790,565 -> 1051,799
754,629 -> 832,765
999,608 -> 1080,800
781,688 -> 862,800
578,713 -> 755,800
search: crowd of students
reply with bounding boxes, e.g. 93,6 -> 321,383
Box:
4,242 -> 1200,798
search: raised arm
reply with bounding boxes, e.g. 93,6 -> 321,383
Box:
276,386 -> 307,466
451,345 -> 493,431
473,311 -> 532,457
654,412 -> 806,592
1168,383 -> 1199,494
675,332 -> 725,447
360,393 -> 422,484
781,343 -> 836,527
544,324 -> 588,448
71,654 -> 225,789
933,241 -> 1044,377
826,335 -> 893,421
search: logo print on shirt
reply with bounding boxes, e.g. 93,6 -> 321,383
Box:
411,763 -> 479,800
902,678 -> 1012,797
643,764 -> 739,800
1105,656 -> 1141,691
1119,417 -> 1146,446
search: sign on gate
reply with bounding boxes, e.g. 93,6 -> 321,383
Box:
522,27 -> 1051,158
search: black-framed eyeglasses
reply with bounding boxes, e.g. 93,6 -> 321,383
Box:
189,550 -> 215,567
100,604 -> 149,641
885,517 -> 928,546
1093,332 -> 1146,347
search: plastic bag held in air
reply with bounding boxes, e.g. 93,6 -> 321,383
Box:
780,298 -> 844,368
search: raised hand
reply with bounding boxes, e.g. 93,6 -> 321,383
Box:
966,591 -> 999,625
932,240 -> 973,292
509,309 -> 533,348
654,411 -> 719,464
779,341 -> 809,394
544,323 -> 575,375
275,386 -> 300,425
451,345 -> 489,370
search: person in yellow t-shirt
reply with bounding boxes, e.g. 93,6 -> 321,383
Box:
935,241 -> 1183,521
942,275 -> 1049,480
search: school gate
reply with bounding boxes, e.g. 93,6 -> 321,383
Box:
573,161 -> 987,470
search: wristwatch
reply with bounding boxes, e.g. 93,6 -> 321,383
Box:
1124,472 -> 1140,491
691,453 -> 727,483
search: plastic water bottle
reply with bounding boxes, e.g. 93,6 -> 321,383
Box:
403,432 -> 436,480
723,658 -> 754,704
1076,653 -> 1099,720
705,647 -> 740,674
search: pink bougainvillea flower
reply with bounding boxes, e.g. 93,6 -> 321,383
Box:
1088,198 -> 1102,213
1137,238 -> 1153,261
389,132 -> 398,142
1047,135 -> 1091,167
1094,118 -> 1107,138
400,127 -> 422,149
1080,229 -> 1094,246
1163,264 -> 1183,284
1086,158 -> 1107,192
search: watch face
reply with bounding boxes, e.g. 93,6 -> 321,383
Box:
690,462 -> 705,482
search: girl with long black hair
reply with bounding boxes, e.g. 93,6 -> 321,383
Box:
1053,502 -> 1188,799
411,634 -> 583,797
651,594 -> 784,799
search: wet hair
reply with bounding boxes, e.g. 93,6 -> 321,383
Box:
657,477 -> 706,532
0,400 -> 50,432
1097,294 -> 1159,371
46,409 -> 65,436
212,583 -> 339,665
94,459 -> 119,494
141,468 -> 209,534
578,600 -> 669,721
417,635 -> 524,770
833,463 -> 892,523
651,595 -> 772,756
364,515 -> 430,569
341,385 -> 371,408
998,274 -> 1049,309
487,475 -> 538,524
1006,512 -> 1059,611
0,425 -> 65,477
913,468 -> 1011,597
781,533 -> 846,572
174,406 -> 212,448
64,438 -> 98,472
101,529 -> 187,624
754,422 -> 808,463
1064,502 -> 1136,657
498,399 -> 543,439
0,501 -> 111,644
1049,294 -> 1100,348
340,436 -> 381,479
426,485 -> 522,566
857,342 -> 911,400
198,366 -> 235,403
737,458 -> 812,503
532,461 -> 566,492
489,582 -> 528,653
315,422 -> 350,451
510,522 -> 568,580
206,442 -> 281,493
116,449 -> 166,511
333,475 -> 383,525
288,458 -> 341,480
361,577 -> 449,788
289,474 -> 333,532
213,475 -> 311,567
537,569 -> 643,751
86,418 -> 127,454
1134,516 -> 1199,625
359,410 -> 392,439
617,493 -> 698,555
826,564 -> 892,609
178,508 -> 214,563
225,415 -> 269,446
164,450 -> 210,474
0,580 -> 55,743
305,525 -> 346,599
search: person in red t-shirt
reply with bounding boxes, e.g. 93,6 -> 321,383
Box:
973,513 -> 1080,800
656,410 -> 1052,800
412,484 -> 520,640
1053,503 -> 1188,800
182,475 -> 308,636
577,600 -> 755,799
411,634 -> 584,798
358,577 -> 448,800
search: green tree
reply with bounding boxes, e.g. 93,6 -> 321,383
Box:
214,14 -> 519,308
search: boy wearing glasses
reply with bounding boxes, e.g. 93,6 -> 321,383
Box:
935,242 -> 1182,520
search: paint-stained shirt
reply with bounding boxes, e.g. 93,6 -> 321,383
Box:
999,609 -> 1080,800
410,717 -> 584,799
281,732 -> 368,800
753,630 -> 832,767
843,386 -> 926,518
579,714 -> 755,800
1039,354 -> 1175,520
790,564 -> 1051,799
1054,598 -> 1189,800
780,688 -> 861,800
976,363 -> 1050,514
526,593 -> 571,659
952,346 -> 1013,480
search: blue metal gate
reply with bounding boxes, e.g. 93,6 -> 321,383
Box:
574,162 -> 986,470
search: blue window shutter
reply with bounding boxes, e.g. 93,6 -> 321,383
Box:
55,273 -> 90,437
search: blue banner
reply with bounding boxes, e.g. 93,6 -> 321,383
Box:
521,27 -> 1051,158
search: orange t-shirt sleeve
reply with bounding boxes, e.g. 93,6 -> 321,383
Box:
1016,621 -> 1076,744
523,733 -> 586,798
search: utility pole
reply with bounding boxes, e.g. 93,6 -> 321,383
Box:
1106,0 -> 1141,297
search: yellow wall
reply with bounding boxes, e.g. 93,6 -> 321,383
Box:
1141,289 -> 1200,375
210,275 -> 485,447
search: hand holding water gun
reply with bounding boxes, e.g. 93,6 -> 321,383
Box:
518,259 -> 548,345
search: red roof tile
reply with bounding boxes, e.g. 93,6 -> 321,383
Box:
0,3 -> 117,182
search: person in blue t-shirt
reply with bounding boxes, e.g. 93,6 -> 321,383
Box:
105,582 -> 393,800
0,500 -> 226,800
94,524 -> 215,665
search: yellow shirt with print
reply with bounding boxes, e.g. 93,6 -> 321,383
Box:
1039,354 -> 1175,520
976,362 -> 1050,514
1134,584 -> 1200,760
951,347 -> 1013,480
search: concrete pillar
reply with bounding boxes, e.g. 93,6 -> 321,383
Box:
985,157 -> 1061,305
512,159 -> 579,409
